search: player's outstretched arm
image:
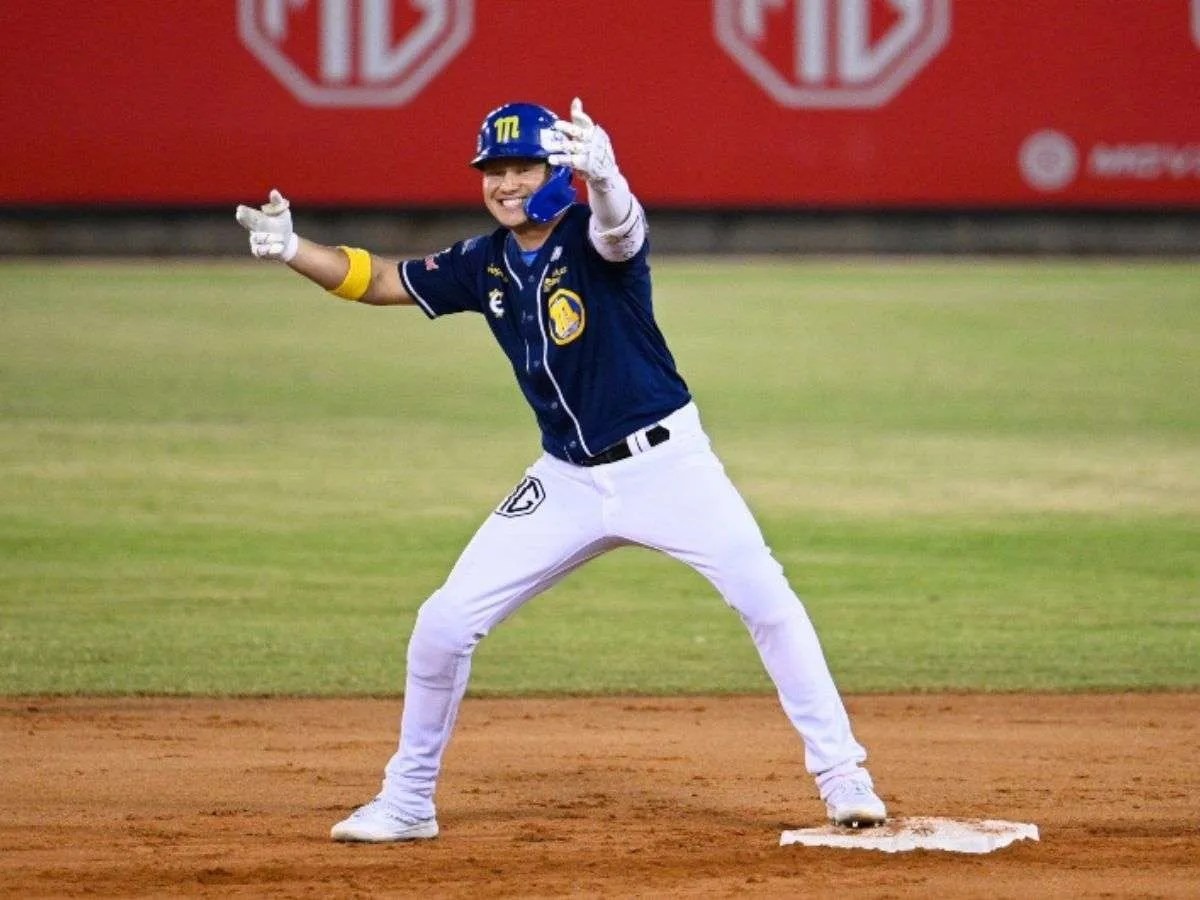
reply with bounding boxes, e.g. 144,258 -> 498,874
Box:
285,236 -> 412,307
235,190 -> 413,306
550,98 -> 646,262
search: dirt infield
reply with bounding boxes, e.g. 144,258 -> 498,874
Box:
2,694 -> 1197,898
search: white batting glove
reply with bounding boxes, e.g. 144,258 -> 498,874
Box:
235,189 -> 299,262
549,98 -> 619,184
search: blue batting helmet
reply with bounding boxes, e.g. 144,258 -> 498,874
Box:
471,101 -> 576,223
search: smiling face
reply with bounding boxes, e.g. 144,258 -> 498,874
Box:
479,158 -> 553,241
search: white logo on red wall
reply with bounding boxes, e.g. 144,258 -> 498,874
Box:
714,0 -> 951,108
1019,131 -> 1079,192
238,0 -> 472,107
1020,129 -> 1200,192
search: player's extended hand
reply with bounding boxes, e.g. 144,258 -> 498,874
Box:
549,98 -> 619,184
235,189 -> 299,261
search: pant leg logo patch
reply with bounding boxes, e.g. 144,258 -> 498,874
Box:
495,475 -> 545,517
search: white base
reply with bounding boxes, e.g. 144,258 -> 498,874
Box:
780,817 -> 1039,854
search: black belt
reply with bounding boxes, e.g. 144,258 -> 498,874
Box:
579,425 -> 670,467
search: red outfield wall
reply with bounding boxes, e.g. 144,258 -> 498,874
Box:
3,0 -> 1198,208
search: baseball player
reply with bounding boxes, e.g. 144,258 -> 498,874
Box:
236,99 -> 887,842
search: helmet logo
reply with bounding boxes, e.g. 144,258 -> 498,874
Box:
494,115 -> 521,143
238,0 -> 473,108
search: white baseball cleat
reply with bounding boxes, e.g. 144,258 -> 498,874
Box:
330,797 -> 439,843
823,775 -> 888,828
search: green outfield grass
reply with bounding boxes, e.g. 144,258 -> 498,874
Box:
1,258 -> 1197,695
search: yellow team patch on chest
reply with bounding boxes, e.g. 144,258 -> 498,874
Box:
546,289 -> 585,345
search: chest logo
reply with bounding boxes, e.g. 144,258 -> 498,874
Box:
542,266 -> 568,292
546,289 -> 585,346
488,288 -> 505,318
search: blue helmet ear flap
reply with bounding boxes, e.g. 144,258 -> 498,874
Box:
525,165 -> 576,224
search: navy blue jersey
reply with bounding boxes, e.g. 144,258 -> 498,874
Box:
399,204 -> 691,464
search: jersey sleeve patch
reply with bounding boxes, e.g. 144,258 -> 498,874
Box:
401,235 -> 489,318
400,260 -> 439,318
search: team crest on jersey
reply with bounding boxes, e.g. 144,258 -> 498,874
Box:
495,475 -> 545,518
487,264 -> 508,283
546,289 -> 585,346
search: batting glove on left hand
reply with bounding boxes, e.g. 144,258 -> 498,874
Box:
549,98 -> 619,184
235,189 -> 299,262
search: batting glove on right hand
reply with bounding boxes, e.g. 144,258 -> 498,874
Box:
549,98 -> 619,185
235,189 -> 299,262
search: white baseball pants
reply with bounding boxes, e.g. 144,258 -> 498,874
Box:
378,403 -> 867,820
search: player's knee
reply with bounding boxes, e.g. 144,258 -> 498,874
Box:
736,592 -> 811,631
728,577 -> 805,625
406,590 -> 484,678
721,559 -> 809,628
